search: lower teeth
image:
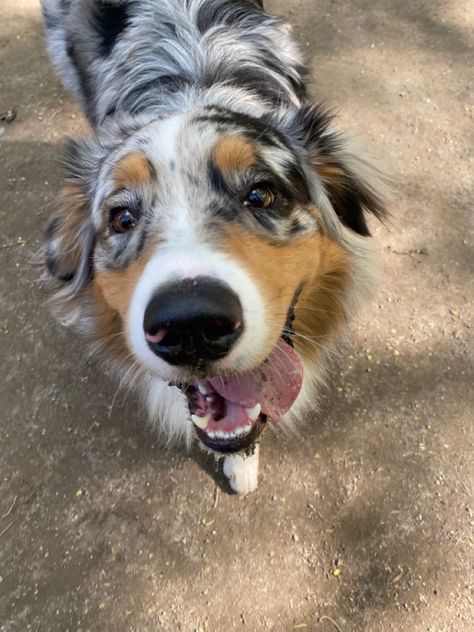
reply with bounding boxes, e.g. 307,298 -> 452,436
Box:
204,424 -> 253,441
191,402 -> 261,439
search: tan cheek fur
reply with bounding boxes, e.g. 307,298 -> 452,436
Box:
222,224 -> 352,363
294,236 -> 352,361
88,152 -> 155,362
92,246 -> 156,362
53,184 -> 90,274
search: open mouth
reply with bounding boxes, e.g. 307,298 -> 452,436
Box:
181,337 -> 304,453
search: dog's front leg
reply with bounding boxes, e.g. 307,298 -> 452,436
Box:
223,444 -> 260,494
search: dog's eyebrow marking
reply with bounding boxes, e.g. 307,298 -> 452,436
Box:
196,109 -> 284,149
114,152 -> 155,189
212,136 -> 256,176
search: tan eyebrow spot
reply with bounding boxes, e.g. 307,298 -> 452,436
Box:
114,152 -> 153,189
213,136 -> 256,175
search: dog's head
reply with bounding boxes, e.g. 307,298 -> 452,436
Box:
44,106 -> 386,452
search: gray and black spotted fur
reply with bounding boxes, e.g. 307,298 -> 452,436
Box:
42,0 -> 383,294
42,0 -> 305,125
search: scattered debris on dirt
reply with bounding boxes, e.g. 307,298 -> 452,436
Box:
0,108 -> 16,123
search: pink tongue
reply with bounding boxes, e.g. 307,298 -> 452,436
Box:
209,339 -> 303,421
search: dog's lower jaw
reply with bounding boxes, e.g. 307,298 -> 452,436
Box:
223,444 -> 260,494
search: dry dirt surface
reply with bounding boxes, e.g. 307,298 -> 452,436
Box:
0,1 -> 473,631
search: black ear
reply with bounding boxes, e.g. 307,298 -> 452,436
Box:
293,104 -> 388,235
43,138 -> 99,290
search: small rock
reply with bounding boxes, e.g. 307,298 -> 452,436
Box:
0,108 -> 16,123
0,109 -> 16,123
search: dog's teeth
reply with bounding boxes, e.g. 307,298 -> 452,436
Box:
215,430 -> 226,439
243,423 -> 252,434
191,414 -> 210,430
197,383 -> 207,396
246,403 -> 261,421
207,430 -> 216,439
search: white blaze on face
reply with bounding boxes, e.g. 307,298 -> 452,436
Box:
126,116 -> 268,381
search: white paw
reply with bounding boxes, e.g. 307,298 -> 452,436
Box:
223,445 -> 260,494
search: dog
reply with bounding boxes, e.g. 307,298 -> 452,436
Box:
40,0 -> 387,493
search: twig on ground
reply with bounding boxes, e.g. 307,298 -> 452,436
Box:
389,247 -> 429,256
319,615 -> 343,632
2,495 -> 18,519
0,520 -> 15,538
315,510 -> 337,531
212,486 -> 220,511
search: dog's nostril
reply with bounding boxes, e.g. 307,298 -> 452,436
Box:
158,330 -> 182,349
201,318 -> 240,343
145,327 -> 184,351
164,331 -> 182,348
145,328 -> 168,345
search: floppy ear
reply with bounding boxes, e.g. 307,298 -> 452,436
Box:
43,138 -> 98,291
295,104 -> 388,235
44,185 -> 95,285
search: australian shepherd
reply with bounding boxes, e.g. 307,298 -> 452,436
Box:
40,0 -> 387,493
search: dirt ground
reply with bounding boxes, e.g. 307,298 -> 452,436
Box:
0,1 -> 473,630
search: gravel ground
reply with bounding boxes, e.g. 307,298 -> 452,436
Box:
0,1 -> 473,630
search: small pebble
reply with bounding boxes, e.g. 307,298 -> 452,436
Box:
0,108 -> 16,123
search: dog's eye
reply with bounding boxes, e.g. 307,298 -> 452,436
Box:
110,208 -> 137,233
244,186 -> 275,209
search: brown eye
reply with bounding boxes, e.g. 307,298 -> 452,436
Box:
244,185 -> 275,209
110,208 -> 137,233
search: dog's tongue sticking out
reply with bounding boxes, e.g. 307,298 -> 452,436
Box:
210,339 -> 303,421
189,339 -> 303,440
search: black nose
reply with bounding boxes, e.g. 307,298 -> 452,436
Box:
143,276 -> 244,366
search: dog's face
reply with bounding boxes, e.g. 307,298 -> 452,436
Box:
45,107 -> 383,452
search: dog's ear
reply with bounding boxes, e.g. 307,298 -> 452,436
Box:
44,185 -> 95,285
43,138 -> 99,291
292,104 -> 388,235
